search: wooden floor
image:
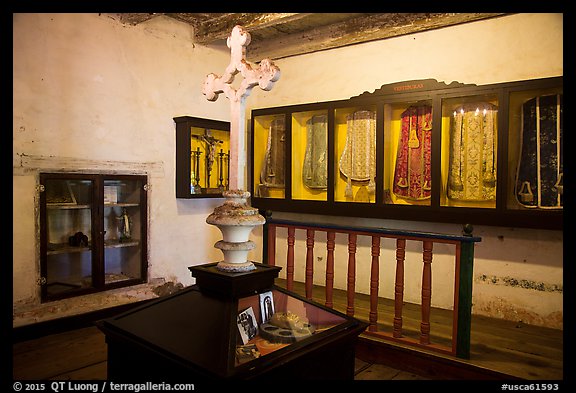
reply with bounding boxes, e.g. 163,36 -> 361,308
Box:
12,325 -> 428,381
284,280 -> 563,380
12,280 -> 563,381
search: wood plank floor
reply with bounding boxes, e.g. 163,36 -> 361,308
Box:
12,326 -> 428,381
280,279 -> 563,380
12,280 -> 563,381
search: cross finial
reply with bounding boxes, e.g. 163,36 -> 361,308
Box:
203,26 -> 280,103
202,25 -> 280,190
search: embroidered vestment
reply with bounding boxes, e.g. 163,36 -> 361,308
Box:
260,117 -> 286,189
339,110 -> 377,197
393,105 -> 433,200
515,94 -> 563,209
447,102 -> 497,201
303,114 -> 328,189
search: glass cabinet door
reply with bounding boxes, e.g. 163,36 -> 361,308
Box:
291,110 -> 328,201
41,173 -> 147,302
440,94 -> 499,208
334,106 -> 377,203
174,116 -> 230,198
383,100 -> 433,206
507,88 -> 563,210
253,114 -> 287,199
41,175 -> 95,299
103,176 -> 146,287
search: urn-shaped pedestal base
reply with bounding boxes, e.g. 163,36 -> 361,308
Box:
206,190 -> 265,272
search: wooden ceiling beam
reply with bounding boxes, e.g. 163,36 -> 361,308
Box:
191,13 -> 313,43
246,13 -> 508,60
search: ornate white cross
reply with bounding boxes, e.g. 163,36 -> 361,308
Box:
202,25 -> 281,190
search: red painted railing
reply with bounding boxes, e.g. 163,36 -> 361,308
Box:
264,215 -> 481,359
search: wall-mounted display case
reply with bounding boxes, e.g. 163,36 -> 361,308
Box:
249,77 -> 563,229
39,173 -> 148,302
175,116 -> 230,198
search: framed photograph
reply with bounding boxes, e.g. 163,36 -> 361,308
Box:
259,291 -> 275,323
46,180 -> 77,205
237,307 -> 258,345
104,186 -> 118,204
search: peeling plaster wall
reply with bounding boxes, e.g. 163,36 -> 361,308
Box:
13,13 -> 563,329
247,13 -> 563,329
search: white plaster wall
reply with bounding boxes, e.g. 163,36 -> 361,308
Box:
247,13 -> 564,329
13,13 -> 233,304
13,13 -> 563,329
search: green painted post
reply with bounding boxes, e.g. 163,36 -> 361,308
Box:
456,223 -> 476,359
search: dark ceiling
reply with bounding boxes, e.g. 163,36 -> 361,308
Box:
114,13 -> 510,60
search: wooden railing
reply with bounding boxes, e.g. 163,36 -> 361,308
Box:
263,214 -> 481,359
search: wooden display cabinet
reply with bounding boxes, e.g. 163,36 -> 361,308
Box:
250,76 -> 563,230
39,173 -> 148,302
174,116 -> 231,198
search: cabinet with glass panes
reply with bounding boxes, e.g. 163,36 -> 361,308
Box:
40,173 -> 148,301
174,116 -> 231,198
249,77 -> 562,230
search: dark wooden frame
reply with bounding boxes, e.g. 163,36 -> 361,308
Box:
174,116 -> 231,199
39,173 -> 148,302
250,77 -> 563,230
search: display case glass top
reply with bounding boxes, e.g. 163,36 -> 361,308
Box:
98,262 -> 367,380
235,288 -> 347,367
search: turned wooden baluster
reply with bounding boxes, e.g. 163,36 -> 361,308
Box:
393,238 -> 406,338
266,223 -> 276,266
369,236 -> 381,332
346,233 -> 357,317
305,229 -> 315,299
286,227 -> 295,291
325,231 -> 335,308
420,240 -> 433,344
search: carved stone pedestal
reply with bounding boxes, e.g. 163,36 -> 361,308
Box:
206,190 -> 265,272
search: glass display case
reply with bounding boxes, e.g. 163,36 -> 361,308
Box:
249,77 -> 563,230
291,110 -> 328,201
97,262 -> 367,380
174,116 -> 230,198
383,100 -> 433,206
440,94 -> 499,208
40,173 -> 148,301
507,87 -> 563,210
334,106 -> 377,203
253,113 -> 286,199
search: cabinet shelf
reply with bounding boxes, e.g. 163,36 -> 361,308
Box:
47,243 -> 91,255
46,240 -> 140,255
47,203 -> 91,210
104,203 -> 140,208
104,239 -> 140,248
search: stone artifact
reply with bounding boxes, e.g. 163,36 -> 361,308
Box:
206,190 -> 265,272
259,311 -> 315,343
202,25 -> 280,272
